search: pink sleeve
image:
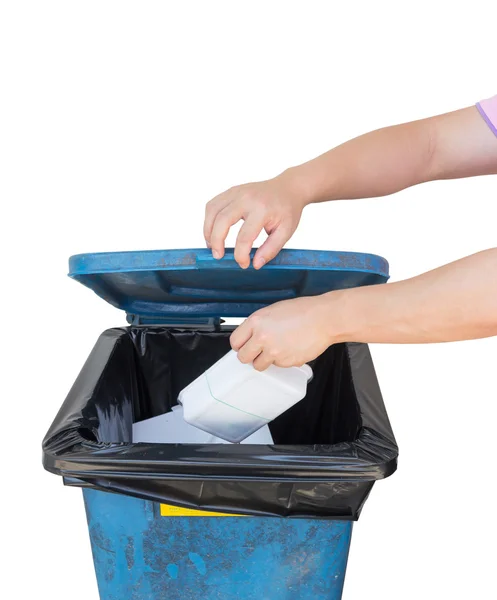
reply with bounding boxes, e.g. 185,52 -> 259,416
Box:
476,95 -> 497,137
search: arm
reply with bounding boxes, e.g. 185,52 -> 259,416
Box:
205,105 -> 497,269
232,249 -> 497,371
288,107 -> 497,203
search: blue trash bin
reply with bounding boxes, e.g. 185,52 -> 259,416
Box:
84,489 -> 353,600
43,248 -> 398,600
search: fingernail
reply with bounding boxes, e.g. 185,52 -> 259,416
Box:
254,257 -> 266,269
213,250 -> 221,259
205,240 -> 211,249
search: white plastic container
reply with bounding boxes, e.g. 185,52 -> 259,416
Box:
178,350 -> 313,443
132,405 -> 273,445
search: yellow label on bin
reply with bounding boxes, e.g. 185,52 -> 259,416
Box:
160,504 -> 247,517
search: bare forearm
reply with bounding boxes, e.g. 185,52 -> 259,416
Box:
324,249 -> 497,344
284,107 -> 497,205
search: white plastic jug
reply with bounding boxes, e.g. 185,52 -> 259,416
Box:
179,350 -> 313,443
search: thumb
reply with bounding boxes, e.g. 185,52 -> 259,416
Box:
230,319 -> 253,351
253,225 -> 293,269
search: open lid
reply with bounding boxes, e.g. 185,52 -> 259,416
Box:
69,248 -> 389,323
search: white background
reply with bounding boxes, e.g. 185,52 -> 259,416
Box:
1,2 -> 496,599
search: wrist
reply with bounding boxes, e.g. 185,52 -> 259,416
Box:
319,289 -> 367,345
276,166 -> 319,208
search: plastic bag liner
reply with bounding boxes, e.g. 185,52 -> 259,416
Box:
43,327 -> 398,520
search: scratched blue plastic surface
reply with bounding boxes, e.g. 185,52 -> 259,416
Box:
69,248 -> 389,320
83,489 -> 353,600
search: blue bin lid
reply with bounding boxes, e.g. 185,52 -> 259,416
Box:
69,248 -> 389,322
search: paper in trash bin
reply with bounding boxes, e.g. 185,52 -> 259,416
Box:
132,405 -> 273,444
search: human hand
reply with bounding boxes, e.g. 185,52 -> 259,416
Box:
230,295 -> 336,371
204,169 -> 310,269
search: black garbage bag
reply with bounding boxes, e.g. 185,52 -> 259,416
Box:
43,327 -> 398,519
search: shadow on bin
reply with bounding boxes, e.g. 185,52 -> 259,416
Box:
43,248 -> 398,600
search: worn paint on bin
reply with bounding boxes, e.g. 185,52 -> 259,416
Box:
84,489 -> 353,600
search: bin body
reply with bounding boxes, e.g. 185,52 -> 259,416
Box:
84,489 -> 353,600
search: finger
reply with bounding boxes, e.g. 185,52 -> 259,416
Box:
253,351 -> 274,372
253,224 -> 292,269
210,205 -> 243,260
204,194 -> 233,247
235,215 -> 265,269
237,337 -> 263,364
230,319 -> 253,351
